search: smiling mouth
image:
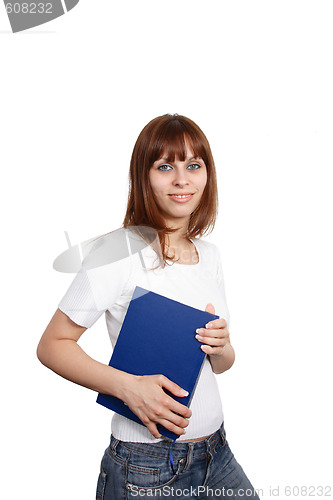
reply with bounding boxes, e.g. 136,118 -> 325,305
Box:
169,193 -> 194,197
168,193 -> 194,202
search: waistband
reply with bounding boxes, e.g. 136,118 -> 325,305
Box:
109,422 -> 226,462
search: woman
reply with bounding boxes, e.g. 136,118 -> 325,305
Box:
37,114 -> 259,499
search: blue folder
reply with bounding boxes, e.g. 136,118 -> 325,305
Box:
96,286 -> 218,440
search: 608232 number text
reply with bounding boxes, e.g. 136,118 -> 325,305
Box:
5,3 -> 53,14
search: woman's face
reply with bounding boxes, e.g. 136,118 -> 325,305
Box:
149,142 -> 208,229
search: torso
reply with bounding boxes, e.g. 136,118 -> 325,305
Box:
79,234 -> 230,442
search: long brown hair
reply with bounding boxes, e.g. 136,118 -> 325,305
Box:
123,114 -> 218,264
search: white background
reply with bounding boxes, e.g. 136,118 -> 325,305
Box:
1,1 -> 332,499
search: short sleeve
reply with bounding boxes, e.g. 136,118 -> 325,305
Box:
58,249 -> 132,328
58,267 -> 105,328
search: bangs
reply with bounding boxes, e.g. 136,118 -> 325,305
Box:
147,118 -> 210,166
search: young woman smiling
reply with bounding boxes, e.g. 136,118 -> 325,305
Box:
37,114 -> 259,499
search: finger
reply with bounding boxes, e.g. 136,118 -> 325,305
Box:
195,334 -> 226,347
205,317 -> 227,329
161,410 -> 190,429
196,327 -> 228,339
145,404 -> 190,435
167,399 -> 192,419
158,374 -> 189,398
146,421 -> 163,439
157,417 -> 188,436
200,344 -> 225,356
145,395 -> 191,422
138,413 -> 163,439
205,303 -> 215,315
150,379 -> 192,419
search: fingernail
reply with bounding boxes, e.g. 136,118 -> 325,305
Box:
205,323 -> 213,328
196,328 -> 204,334
181,389 -> 189,397
195,334 -> 203,340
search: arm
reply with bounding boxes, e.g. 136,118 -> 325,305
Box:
195,303 -> 235,374
208,342 -> 235,374
37,308 -> 191,438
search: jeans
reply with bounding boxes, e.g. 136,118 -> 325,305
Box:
96,423 -> 260,499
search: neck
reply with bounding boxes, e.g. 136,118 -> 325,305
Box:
165,228 -> 188,248
164,230 -> 198,265
163,215 -> 190,246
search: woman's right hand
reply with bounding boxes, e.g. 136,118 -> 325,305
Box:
37,310 -> 191,439
121,374 -> 192,439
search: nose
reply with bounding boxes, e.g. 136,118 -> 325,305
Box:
172,168 -> 189,188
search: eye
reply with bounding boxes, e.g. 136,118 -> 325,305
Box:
157,164 -> 173,171
187,162 -> 201,170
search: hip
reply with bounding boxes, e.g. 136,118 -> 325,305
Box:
96,422 -> 260,499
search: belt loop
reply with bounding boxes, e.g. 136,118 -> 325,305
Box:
183,443 -> 194,472
219,425 -> 226,447
111,437 -> 120,453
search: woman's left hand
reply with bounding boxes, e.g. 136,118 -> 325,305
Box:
195,303 -> 230,356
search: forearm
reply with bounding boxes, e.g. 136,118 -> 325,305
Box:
37,337 -> 192,439
209,343 -> 235,374
37,338 -> 132,399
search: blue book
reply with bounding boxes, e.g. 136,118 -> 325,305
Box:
96,286 -> 218,440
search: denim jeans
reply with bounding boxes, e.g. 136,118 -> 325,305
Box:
96,423 -> 260,499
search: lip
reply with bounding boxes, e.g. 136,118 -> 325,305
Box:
168,193 -> 194,203
169,192 -> 194,196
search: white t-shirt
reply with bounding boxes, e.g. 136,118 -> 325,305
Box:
58,231 -> 230,443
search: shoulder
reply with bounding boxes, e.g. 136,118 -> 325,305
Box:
83,226 -> 143,271
193,238 -> 220,258
193,238 -> 225,278
81,227 -> 133,289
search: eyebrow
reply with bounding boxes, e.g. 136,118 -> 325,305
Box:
156,156 -> 201,163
